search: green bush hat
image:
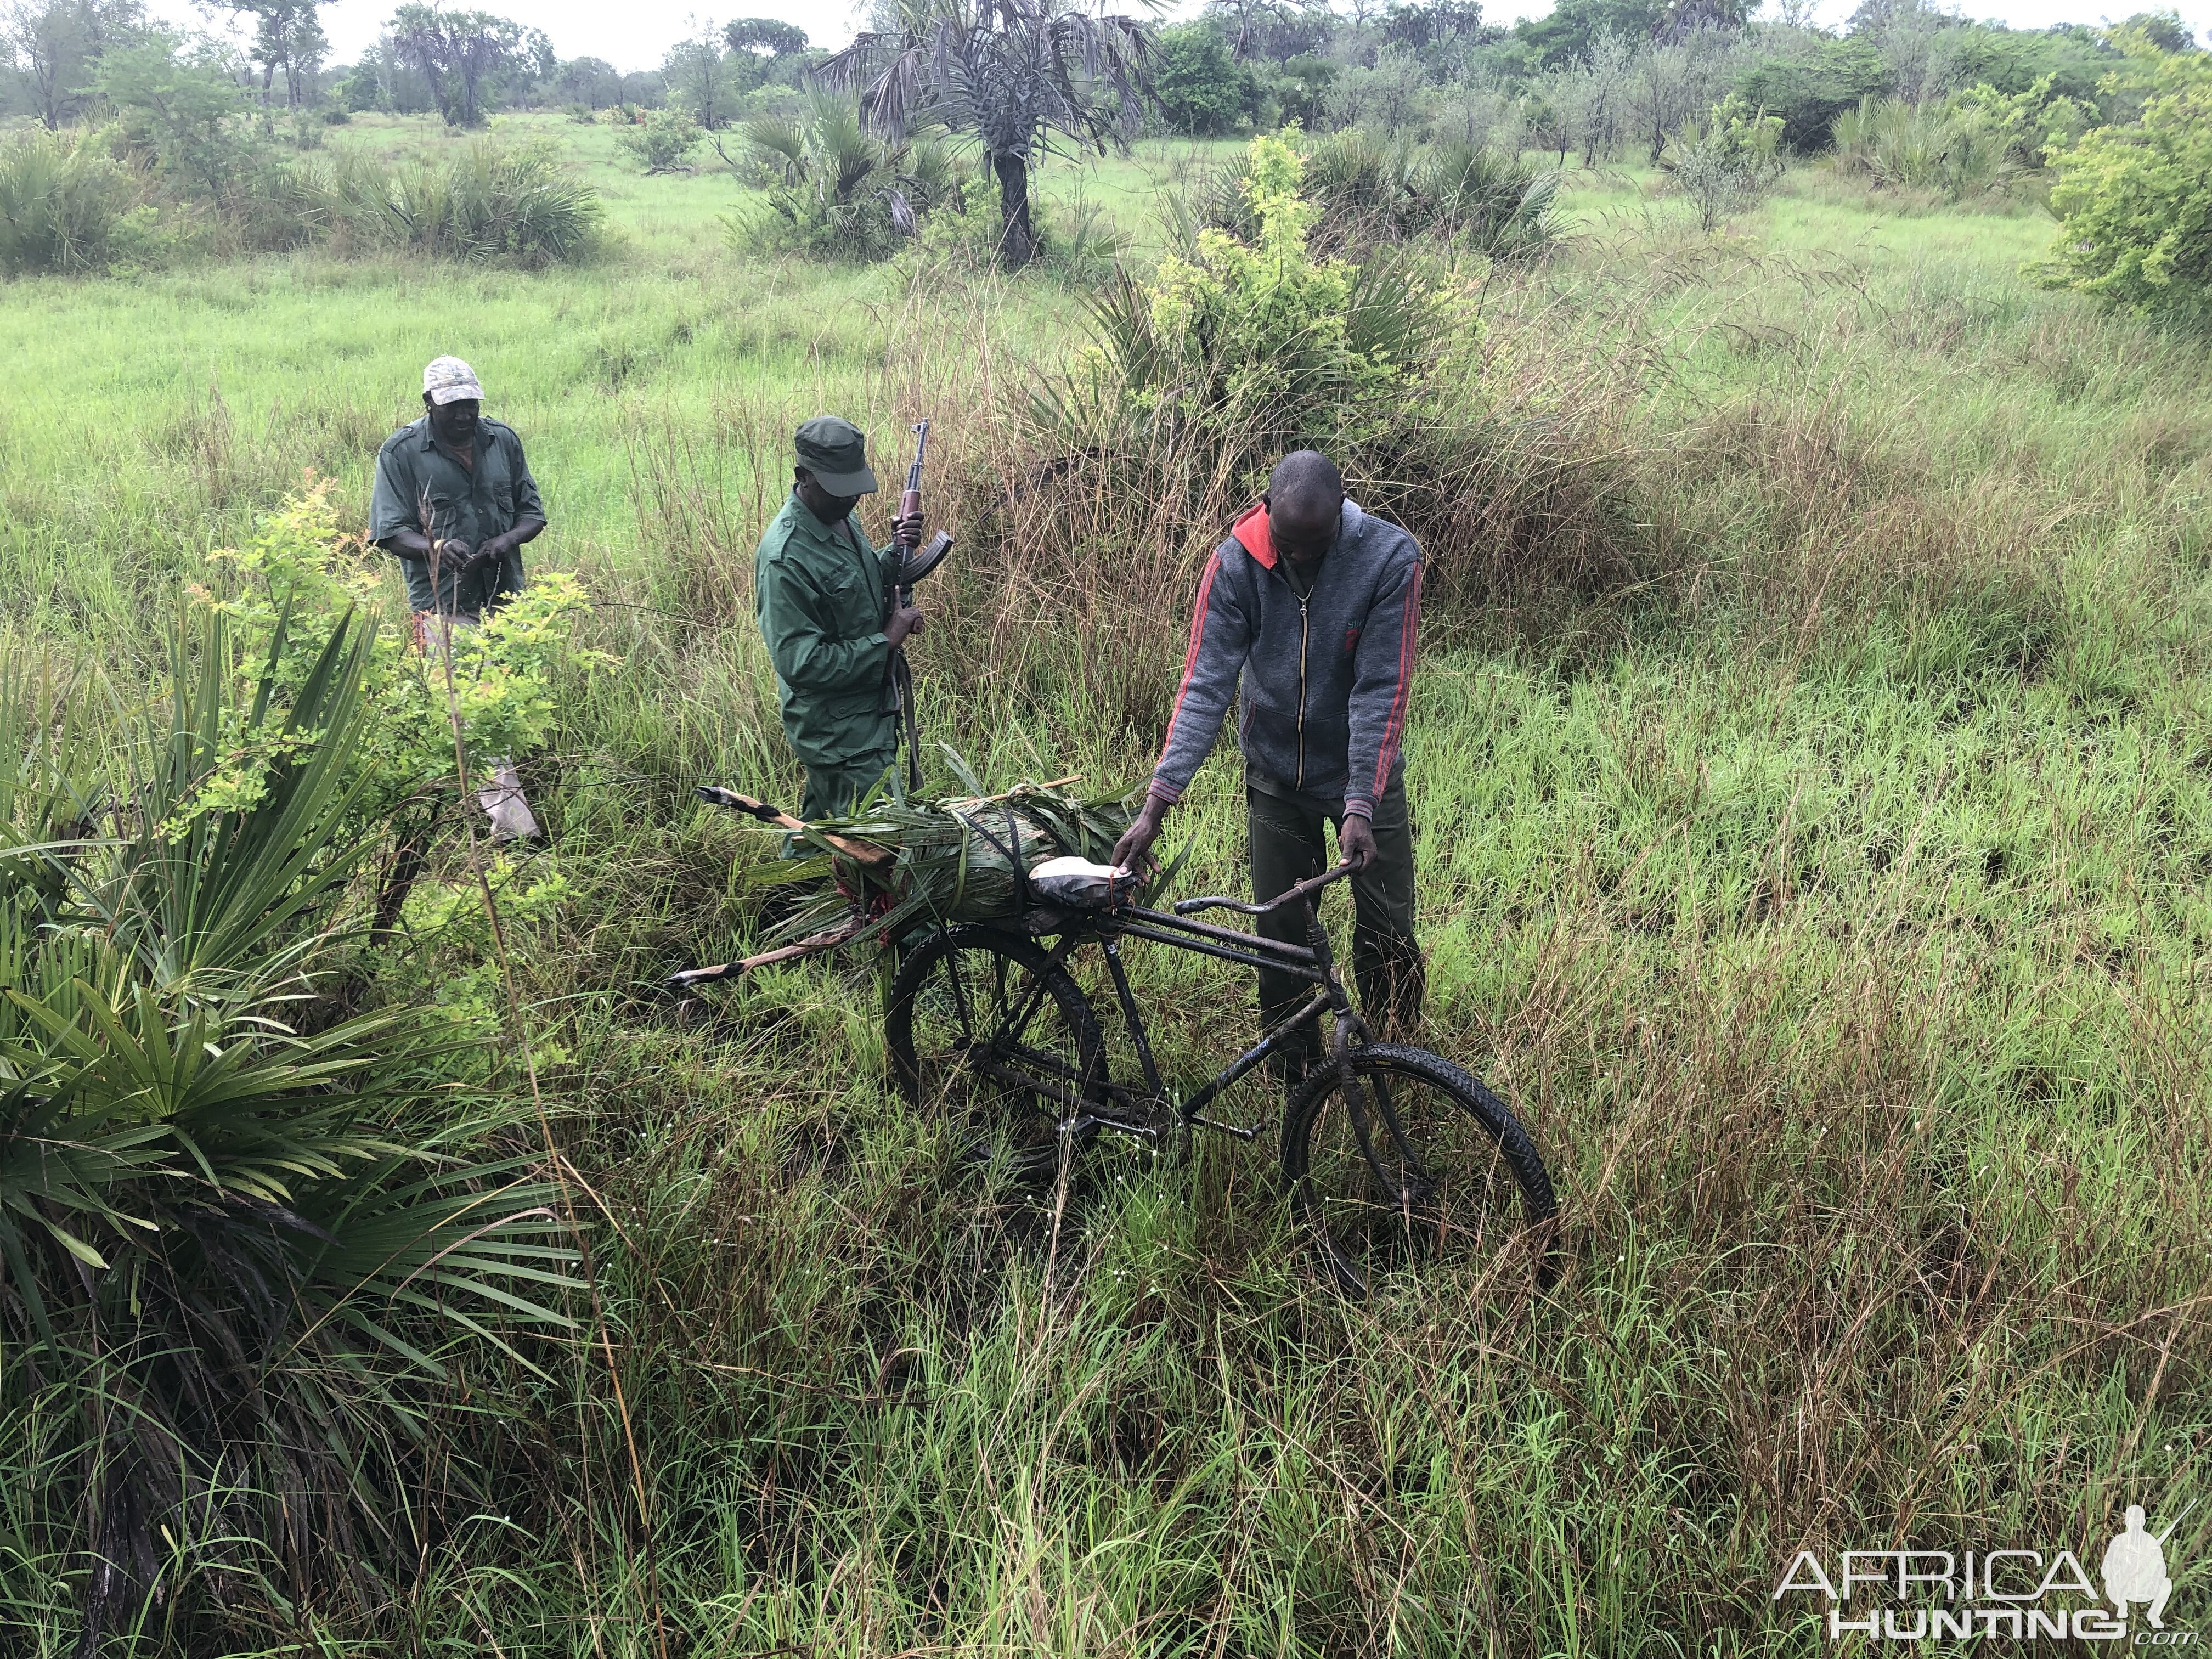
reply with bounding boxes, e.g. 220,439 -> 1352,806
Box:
794,415 -> 879,495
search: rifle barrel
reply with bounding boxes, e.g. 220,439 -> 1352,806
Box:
905,419 -> 929,494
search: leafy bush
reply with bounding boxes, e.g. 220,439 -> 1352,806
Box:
1046,131 -> 1457,503
1043,195 -> 1121,285
1186,127 -> 1560,261
1273,54 -> 1338,128
616,105 -> 703,173
1730,33 -> 1891,154
198,483 -> 599,834
1664,98 -> 1786,231
733,94 -> 958,262
2034,57 -> 2212,320
1414,141 -> 1562,258
95,34 -> 252,213
1324,46 -> 1433,138
1948,75 -> 2094,170
0,129 -> 148,276
1152,21 -> 1264,136
0,624 -> 575,1645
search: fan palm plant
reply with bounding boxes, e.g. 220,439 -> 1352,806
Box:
738,92 -> 960,259
815,0 -> 1153,268
0,617 -> 575,1646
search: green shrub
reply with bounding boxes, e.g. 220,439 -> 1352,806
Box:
1664,98 -> 1786,232
1046,131 -> 1457,503
197,483 -> 602,828
1415,140 -> 1562,258
95,35 -> 251,212
2034,56 -> 2212,320
334,58 -> 386,112
1948,75 -> 2094,170
1187,127 -> 1559,261
1043,195 -> 1121,285
1151,22 -> 1264,136
1731,34 -> 1891,154
0,129 -> 142,276
329,139 -> 603,264
615,105 -> 703,173
1273,54 -> 1338,129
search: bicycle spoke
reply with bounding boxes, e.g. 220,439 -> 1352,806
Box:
938,948 -> 975,1041
888,929 -> 1104,1177
1290,1049 -> 1547,1294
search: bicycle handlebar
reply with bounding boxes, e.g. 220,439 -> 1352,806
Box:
1172,860 -> 1356,919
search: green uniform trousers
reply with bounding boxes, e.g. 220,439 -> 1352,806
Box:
1249,777 -> 1425,1077
800,742 -> 899,822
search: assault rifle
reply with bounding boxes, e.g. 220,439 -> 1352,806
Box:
885,420 -> 952,793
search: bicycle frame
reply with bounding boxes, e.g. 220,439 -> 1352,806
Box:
1025,888 -> 1373,1146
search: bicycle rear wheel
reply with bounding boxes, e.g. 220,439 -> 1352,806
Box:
1281,1043 -> 1557,1299
884,927 -> 1104,1178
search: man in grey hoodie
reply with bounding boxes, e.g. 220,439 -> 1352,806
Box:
1112,451 -> 1426,1075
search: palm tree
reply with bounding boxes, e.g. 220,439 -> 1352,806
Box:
816,0 -> 1153,268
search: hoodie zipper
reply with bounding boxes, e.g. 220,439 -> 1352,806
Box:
1295,594 -> 1310,788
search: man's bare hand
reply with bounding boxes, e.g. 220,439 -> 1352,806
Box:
885,604 -> 925,648
891,512 -> 924,551
435,537 -> 475,570
1338,813 -> 1378,870
1111,797 -> 1169,877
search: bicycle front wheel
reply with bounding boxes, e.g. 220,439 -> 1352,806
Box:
884,926 -> 1104,1178
1282,1043 -> 1557,1299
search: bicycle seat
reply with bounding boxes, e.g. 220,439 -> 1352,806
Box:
1028,856 -> 1139,912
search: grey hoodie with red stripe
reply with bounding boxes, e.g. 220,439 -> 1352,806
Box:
1148,498 -> 1423,822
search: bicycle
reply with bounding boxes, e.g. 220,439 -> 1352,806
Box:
884,860 -> 1559,1299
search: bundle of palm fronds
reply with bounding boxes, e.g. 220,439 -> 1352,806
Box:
743,772 -> 1143,951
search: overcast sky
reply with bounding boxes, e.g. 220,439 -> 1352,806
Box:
162,0 -> 2210,77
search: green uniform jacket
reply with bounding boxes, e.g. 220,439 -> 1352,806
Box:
754,491 -> 902,766
368,415 -> 543,616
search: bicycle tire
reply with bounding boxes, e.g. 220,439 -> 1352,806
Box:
884,926 -> 1105,1178
1281,1043 -> 1558,1299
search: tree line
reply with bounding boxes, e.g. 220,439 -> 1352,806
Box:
5,0 -> 2210,312
0,0 -> 819,129
1145,0 -> 2203,161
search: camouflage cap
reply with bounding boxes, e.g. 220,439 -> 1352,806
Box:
794,415 -> 878,495
423,356 -> 484,405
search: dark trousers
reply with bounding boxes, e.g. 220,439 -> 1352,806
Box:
1250,778 -> 1425,1077
799,744 -> 899,822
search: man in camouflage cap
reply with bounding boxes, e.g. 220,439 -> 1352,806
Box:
369,355 -> 546,840
754,416 -> 925,820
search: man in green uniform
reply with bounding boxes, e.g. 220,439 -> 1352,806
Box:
754,417 -> 924,820
369,355 -> 547,840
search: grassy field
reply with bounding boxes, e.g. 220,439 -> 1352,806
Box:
4,115 -> 2211,1654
